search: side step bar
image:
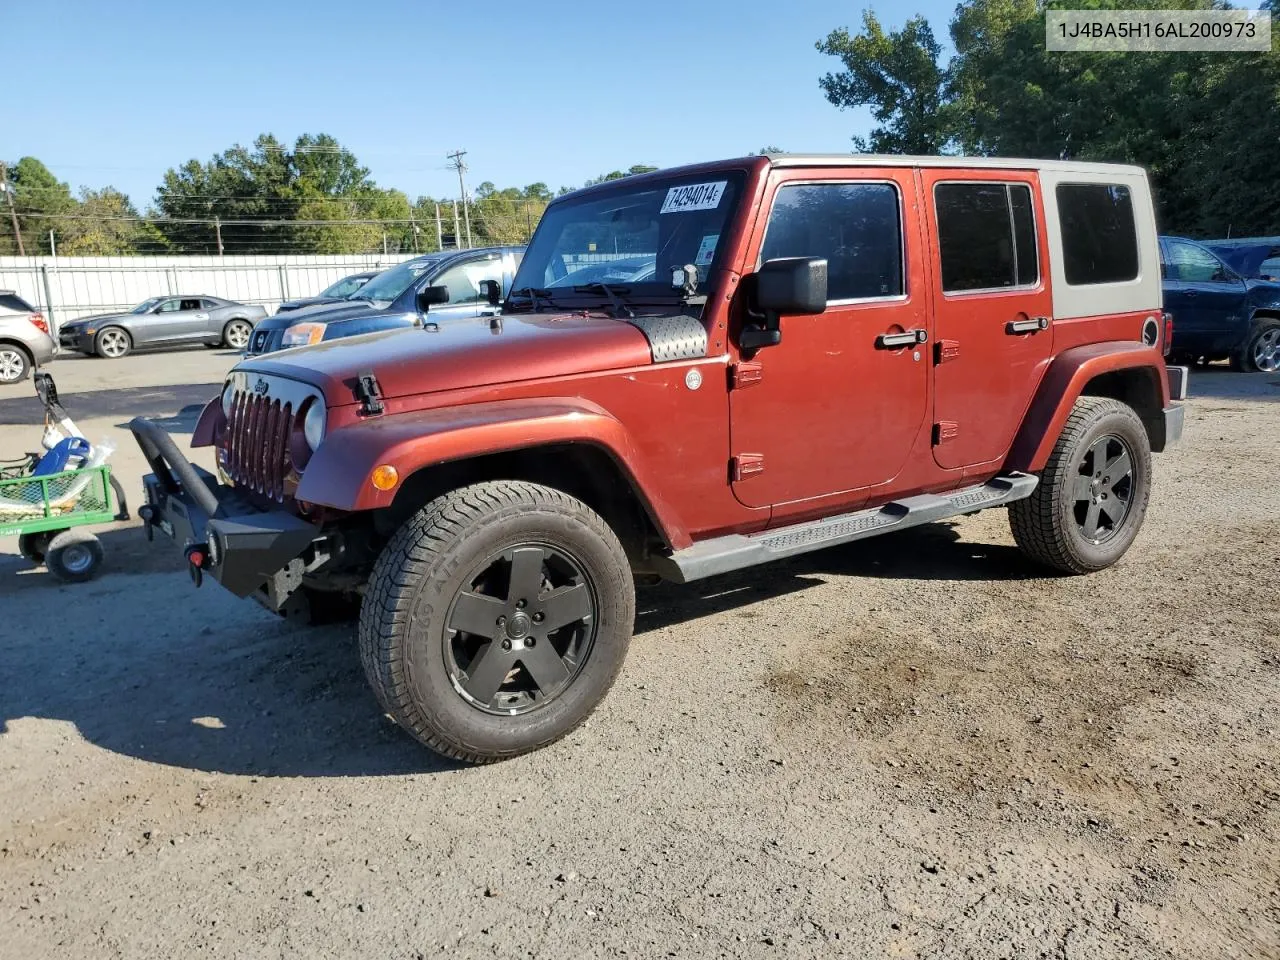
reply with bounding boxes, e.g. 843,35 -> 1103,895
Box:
653,472 -> 1038,584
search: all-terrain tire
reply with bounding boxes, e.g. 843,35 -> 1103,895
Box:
359,480 -> 635,763
1009,396 -> 1152,574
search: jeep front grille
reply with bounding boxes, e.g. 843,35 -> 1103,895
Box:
223,389 -> 294,501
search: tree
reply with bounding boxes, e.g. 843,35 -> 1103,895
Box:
816,12 -> 956,153
59,188 -> 167,255
583,165 -> 659,187
1,157 -> 76,254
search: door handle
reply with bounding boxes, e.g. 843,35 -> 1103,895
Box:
194,313 -> 209,320
1006,316 -> 1049,334
876,329 -> 928,349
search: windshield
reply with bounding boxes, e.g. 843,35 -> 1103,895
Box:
130,297 -> 164,314
319,275 -> 369,299
355,258 -> 442,304
510,172 -> 745,301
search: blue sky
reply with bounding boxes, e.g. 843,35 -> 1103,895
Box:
6,0 -> 960,207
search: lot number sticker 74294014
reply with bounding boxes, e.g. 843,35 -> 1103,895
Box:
661,181 -> 727,214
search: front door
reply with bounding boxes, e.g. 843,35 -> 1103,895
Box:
1161,238 -> 1248,356
729,171 -> 929,509
921,171 -> 1054,470
424,255 -> 506,321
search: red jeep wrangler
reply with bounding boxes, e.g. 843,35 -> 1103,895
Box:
132,154 -> 1187,763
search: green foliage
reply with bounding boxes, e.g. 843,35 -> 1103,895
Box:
59,188 -> 167,255
816,12 -> 957,154
815,2 -> 1280,235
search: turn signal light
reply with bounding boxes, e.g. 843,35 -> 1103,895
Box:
371,464 -> 399,491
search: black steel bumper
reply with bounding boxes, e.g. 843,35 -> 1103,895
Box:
129,417 -> 320,604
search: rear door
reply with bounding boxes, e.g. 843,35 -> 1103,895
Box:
921,171 -> 1053,470
728,169 -> 929,508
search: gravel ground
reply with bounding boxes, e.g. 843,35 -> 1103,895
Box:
1,350 -> 1277,960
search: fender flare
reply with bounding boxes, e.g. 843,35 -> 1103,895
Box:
295,396 -> 689,548
1005,342 -> 1171,473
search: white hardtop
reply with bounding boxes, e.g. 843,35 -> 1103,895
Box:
766,153 -> 1147,178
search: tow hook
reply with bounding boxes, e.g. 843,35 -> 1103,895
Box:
184,543 -> 210,588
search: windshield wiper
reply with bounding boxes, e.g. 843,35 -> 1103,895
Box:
509,286 -> 555,312
573,282 -> 635,319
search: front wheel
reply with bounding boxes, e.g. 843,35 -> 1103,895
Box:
94,326 -> 132,359
0,345 -> 31,383
359,481 -> 635,763
1009,396 -> 1152,574
1233,319 -> 1280,373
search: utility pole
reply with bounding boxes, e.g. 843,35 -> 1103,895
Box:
0,162 -> 25,256
214,216 -> 224,256
446,150 -> 472,248
49,230 -> 56,258
452,200 -> 461,250
411,220 -> 420,254
435,202 -> 444,251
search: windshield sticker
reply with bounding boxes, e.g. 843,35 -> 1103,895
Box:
661,181 -> 727,214
695,234 -> 719,266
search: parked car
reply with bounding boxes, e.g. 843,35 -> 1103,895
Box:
0,290 -> 56,384
57,296 -> 269,359
1201,237 -> 1280,282
246,247 -> 524,355
132,154 -> 1184,763
276,271 -> 378,314
1160,236 -> 1280,372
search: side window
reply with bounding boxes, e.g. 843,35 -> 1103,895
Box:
156,299 -> 182,313
432,258 -> 503,305
179,298 -> 201,311
1056,183 -> 1139,285
1164,240 -> 1228,283
759,181 -> 903,301
199,299 -> 218,310
935,182 -> 1039,293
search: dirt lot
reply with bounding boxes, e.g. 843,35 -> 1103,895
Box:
1,349 -> 1277,960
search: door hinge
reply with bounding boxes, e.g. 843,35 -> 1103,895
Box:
935,339 -> 960,364
730,453 -> 765,482
933,421 -> 959,445
729,361 -> 764,389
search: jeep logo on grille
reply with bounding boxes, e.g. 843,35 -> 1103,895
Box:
253,378 -> 269,395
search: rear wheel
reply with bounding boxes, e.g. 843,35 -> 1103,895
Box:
94,326 -> 131,359
222,319 -> 253,350
45,529 -> 105,582
359,480 -> 635,763
0,345 -> 31,383
1010,396 -> 1152,574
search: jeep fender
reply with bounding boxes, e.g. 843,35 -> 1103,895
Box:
1005,342 -> 1172,473
295,396 -> 688,547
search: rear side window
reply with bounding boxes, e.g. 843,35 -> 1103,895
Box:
935,182 -> 1039,293
0,293 -> 35,312
760,182 -> 904,301
1056,184 -> 1139,285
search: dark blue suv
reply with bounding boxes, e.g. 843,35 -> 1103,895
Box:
1161,236 -> 1280,372
247,246 -> 524,355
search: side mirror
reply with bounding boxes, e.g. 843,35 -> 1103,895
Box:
740,257 -> 828,351
416,285 -> 450,312
479,279 -> 501,306
757,257 -> 828,314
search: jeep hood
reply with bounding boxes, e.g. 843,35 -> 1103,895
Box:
236,312 -> 657,404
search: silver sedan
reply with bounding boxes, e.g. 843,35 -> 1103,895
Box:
57,296 -> 269,359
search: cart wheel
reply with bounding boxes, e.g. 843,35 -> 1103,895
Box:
18,531 -> 54,566
45,530 -> 105,583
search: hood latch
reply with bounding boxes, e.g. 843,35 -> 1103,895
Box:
353,370 -> 385,416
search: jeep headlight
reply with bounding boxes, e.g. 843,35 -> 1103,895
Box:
282,322 -> 326,348
303,401 -> 326,451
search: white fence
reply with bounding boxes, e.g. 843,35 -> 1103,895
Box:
0,254 -> 419,331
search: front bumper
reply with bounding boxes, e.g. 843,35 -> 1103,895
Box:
58,329 -> 95,353
129,417 -> 321,606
